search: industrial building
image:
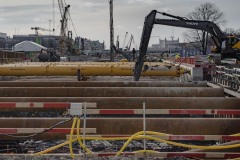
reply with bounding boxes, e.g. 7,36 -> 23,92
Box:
148,37 -> 205,56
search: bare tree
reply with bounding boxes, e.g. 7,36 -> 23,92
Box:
184,2 -> 226,55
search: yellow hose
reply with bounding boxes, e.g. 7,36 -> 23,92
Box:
33,140 -> 74,156
116,131 -> 240,156
231,133 -> 240,136
69,117 -> 77,159
34,129 -> 240,159
76,118 -> 92,154
116,131 -> 169,156
145,135 -> 240,149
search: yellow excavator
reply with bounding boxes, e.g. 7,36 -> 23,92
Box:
134,10 -> 240,81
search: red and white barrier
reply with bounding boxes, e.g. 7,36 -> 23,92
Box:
0,128 -> 96,134
0,102 -> 70,109
86,109 -> 240,115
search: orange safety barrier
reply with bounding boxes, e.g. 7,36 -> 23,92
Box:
175,57 -> 196,64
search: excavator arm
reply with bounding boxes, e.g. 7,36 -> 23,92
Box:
154,19 -> 225,49
112,45 -> 132,61
134,10 -> 227,81
133,10 -> 157,81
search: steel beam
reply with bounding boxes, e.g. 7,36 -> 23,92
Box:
0,81 -> 208,87
0,118 -> 239,135
0,87 -> 224,97
0,97 -> 237,109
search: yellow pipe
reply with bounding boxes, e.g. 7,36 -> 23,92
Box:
0,62 -> 185,77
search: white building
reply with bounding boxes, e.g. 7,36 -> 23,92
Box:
149,38 -> 180,52
12,41 -> 46,52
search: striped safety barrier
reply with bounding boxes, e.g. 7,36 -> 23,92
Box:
85,109 -> 240,115
0,102 -> 96,109
0,102 -> 239,115
0,102 -> 70,109
0,128 -> 96,134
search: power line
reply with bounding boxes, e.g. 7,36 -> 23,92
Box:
0,117 -> 73,138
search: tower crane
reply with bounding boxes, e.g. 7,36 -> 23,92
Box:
31,27 -> 53,35
31,27 -> 54,44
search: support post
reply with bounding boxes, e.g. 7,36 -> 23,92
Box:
109,0 -> 114,62
77,69 -> 81,81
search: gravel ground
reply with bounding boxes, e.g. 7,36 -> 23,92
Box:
0,156 -> 194,160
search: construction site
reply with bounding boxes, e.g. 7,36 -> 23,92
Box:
0,0 -> 240,160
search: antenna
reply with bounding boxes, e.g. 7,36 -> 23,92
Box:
53,0 -> 55,35
49,20 -> 52,35
171,27 -> 174,40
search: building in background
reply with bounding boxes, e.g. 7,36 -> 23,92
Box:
148,37 -> 181,55
76,36 -> 105,55
0,32 -> 7,49
2,34 -> 105,55
12,34 -> 60,49
0,32 -> 7,39
147,37 -> 211,57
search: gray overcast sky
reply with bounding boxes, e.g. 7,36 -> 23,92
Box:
0,0 -> 240,49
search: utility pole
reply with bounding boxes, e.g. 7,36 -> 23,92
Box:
109,0 -> 114,61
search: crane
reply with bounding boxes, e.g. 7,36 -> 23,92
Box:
126,34 -> 135,51
122,32 -> 128,49
31,27 -> 53,35
116,35 -> 120,49
58,0 -> 70,53
31,27 -> 54,44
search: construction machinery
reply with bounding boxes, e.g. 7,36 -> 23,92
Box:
134,10 -> 240,81
31,27 -> 53,35
113,34 -> 136,61
122,32 -> 128,49
58,0 -> 70,53
38,48 -> 60,62
112,45 -> 132,61
125,34 -> 135,51
31,27 -> 54,44
116,35 -> 120,49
